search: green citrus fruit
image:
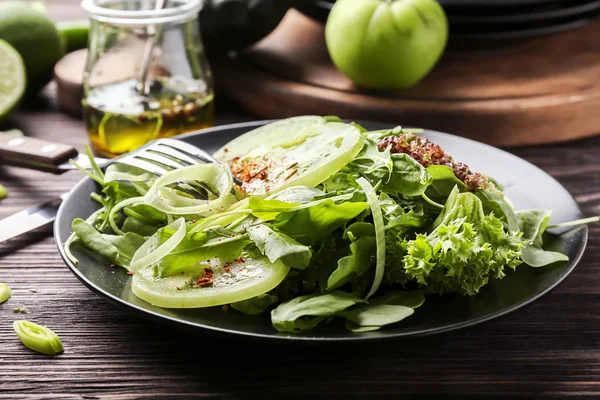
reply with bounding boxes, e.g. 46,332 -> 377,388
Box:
0,1 -> 64,94
0,39 -> 26,124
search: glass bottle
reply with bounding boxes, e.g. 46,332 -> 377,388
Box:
81,0 -> 214,157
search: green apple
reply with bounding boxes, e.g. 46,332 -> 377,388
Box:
325,0 -> 448,90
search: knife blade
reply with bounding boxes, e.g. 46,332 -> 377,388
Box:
0,193 -> 68,243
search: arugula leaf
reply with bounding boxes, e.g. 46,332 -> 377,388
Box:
320,171 -> 361,194
274,199 -> 368,244
340,304 -> 414,327
121,217 -> 161,237
380,193 -> 429,230
476,190 -> 518,232
382,154 -> 433,197
269,186 -> 324,204
343,222 -> 375,240
370,291 -> 425,308
326,236 -> 376,291
72,218 -> 146,269
517,210 -> 569,267
249,197 -> 298,221
124,204 -> 167,225
156,228 -> 251,276
271,291 -> 365,333
231,294 -> 279,315
339,291 -> 424,332
517,210 -> 552,246
247,225 -> 312,270
426,165 -> 466,198
521,245 -> 568,267
345,138 -> 432,198
120,204 -> 169,236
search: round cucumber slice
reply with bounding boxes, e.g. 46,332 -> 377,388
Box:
131,253 -> 289,308
214,116 -> 364,196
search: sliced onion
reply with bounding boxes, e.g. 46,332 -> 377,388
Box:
356,177 -> 386,300
144,164 -> 236,215
130,217 -> 186,271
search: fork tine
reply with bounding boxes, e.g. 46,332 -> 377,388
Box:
137,152 -> 218,198
137,152 -> 183,170
157,139 -> 244,186
158,138 -> 219,164
150,145 -> 196,166
117,158 -> 168,176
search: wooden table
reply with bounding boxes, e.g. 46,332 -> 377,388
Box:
1,2 -> 600,398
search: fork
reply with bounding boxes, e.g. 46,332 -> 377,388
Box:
0,135 -> 242,191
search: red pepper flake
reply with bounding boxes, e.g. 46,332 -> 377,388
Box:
284,169 -> 298,181
195,268 -> 214,287
181,271 -> 185,275
222,304 -> 230,312
224,148 -> 229,152
127,271 -> 135,275
225,267 -> 231,273
191,219 -> 197,223
169,274 -> 173,277
286,162 -> 298,170
265,186 -> 271,192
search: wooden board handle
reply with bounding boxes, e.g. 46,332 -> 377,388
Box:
0,135 -> 79,171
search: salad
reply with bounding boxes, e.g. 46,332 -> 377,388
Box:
65,116 -> 596,333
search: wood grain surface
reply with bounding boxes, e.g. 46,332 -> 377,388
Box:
216,10 -> 600,147
1,2 -> 600,399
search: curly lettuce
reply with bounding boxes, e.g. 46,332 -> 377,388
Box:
402,187 -> 526,296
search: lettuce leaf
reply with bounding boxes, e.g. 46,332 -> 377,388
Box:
402,187 -> 526,296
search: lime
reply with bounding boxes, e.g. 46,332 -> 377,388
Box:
0,39 -> 26,124
57,20 -> 90,54
0,1 -> 64,94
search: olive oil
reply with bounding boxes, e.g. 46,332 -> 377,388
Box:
84,78 -> 214,157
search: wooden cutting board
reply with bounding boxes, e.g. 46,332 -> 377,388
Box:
213,10 -> 600,147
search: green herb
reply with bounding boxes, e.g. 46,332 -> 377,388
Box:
248,225 -> 312,270
72,218 -> 146,268
13,320 -> 64,355
13,307 -> 29,314
340,304 -> 414,331
326,236 -> 376,291
271,291 -> 365,333
517,210 -> 569,267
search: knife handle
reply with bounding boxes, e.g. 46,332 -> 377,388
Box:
0,135 -> 79,173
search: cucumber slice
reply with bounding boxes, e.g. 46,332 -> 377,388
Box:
131,253 -> 289,308
214,116 -> 364,196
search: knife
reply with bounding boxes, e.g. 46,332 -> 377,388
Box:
0,135 -> 109,243
0,134 -> 109,172
0,193 -> 68,243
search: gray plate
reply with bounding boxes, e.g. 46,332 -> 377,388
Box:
54,121 -> 588,342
